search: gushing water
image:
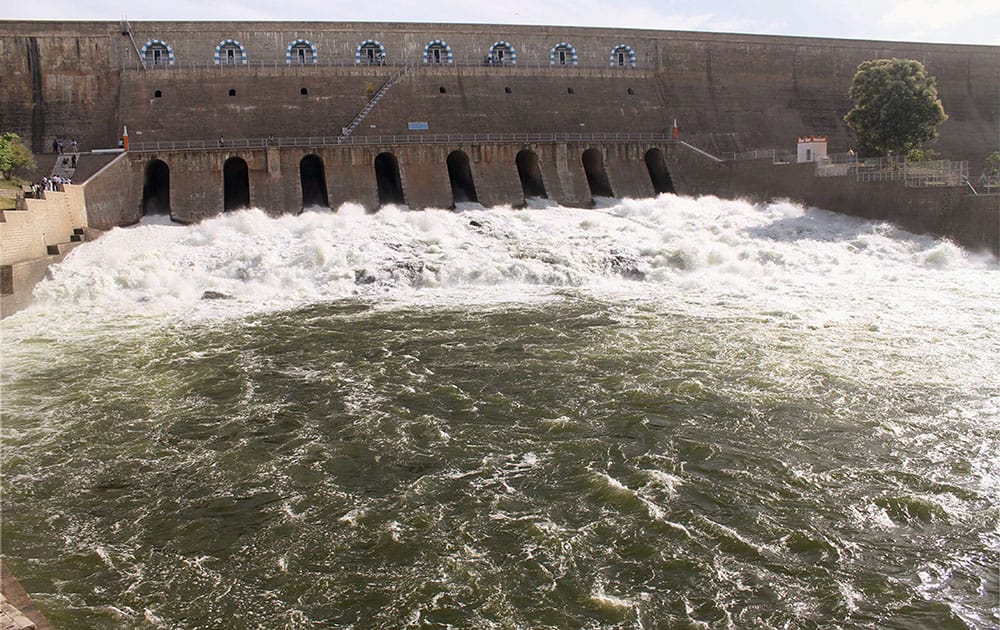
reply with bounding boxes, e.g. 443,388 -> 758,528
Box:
2,195 -> 997,628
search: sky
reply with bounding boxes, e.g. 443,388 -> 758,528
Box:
8,0 -> 1000,46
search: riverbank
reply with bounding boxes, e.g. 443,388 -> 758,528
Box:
2,562 -> 52,630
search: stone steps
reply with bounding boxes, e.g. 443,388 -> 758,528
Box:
49,153 -> 79,181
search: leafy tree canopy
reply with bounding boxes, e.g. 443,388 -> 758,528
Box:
0,132 -> 36,180
987,151 -> 1000,176
844,58 -> 948,158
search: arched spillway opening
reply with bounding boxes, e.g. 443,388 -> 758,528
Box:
142,159 -> 170,216
299,154 -> 329,209
223,156 -> 250,211
582,148 -> 614,200
374,152 -> 406,207
446,150 -> 478,205
644,148 -> 676,195
516,149 -> 547,201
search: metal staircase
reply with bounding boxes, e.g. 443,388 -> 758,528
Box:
120,17 -> 144,66
337,65 -> 409,143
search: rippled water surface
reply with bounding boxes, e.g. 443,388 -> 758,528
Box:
2,196 -> 998,628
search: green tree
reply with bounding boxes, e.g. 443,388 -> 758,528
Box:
906,148 -> 938,162
987,151 -> 1000,177
844,58 -> 948,158
0,132 -> 36,180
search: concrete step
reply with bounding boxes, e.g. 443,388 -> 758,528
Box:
46,240 -> 81,255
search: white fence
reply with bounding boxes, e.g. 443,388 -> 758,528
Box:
815,155 -> 969,188
723,148 -> 796,163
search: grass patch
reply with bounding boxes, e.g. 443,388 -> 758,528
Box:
0,177 -> 26,191
0,178 -> 27,210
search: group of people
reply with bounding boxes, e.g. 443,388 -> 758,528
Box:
51,138 -> 79,154
41,175 -> 70,191
26,175 -> 70,198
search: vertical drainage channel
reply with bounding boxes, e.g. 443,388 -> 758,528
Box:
516,149 -> 547,201
142,159 -> 171,216
582,148 -> 614,200
644,148 -> 676,194
27,37 -> 45,153
223,157 -> 250,211
446,150 -> 478,206
299,154 -> 330,209
375,152 -> 405,207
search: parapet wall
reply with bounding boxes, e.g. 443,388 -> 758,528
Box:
0,185 -> 88,317
697,159 -> 999,255
0,186 -> 87,265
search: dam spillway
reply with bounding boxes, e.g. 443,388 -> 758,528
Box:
121,136 -> 681,224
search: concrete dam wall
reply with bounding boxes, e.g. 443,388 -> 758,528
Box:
1,21 -> 997,166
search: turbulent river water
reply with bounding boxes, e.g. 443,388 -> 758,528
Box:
1,195 -> 998,629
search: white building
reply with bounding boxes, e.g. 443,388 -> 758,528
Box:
797,136 -> 828,163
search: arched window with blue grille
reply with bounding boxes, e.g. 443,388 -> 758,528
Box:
356,40 -> 387,65
215,39 -> 247,65
424,40 -> 453,64
287,39 -> 318,65
486,41 -> 516,65
550,42 -> 578,66
141,39 -> 174,66
610,44 -> 636,68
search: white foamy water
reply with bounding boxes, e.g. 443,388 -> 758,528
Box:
14,195 -> 997,319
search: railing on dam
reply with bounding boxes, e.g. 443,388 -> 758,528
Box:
129,133 -> 678,153
124,58 -> 645,72
816,155 -> 970,188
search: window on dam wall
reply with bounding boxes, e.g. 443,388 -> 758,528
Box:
551,42 -> 578,66
224,157 -> 251,211
288,39 -> 316,65
424,40 -> 453,64
300,154 -> 329,209
516,150 -> 547,200
141,39 -> 173,66
216,39 -> 247,65
610,44 -> 637,68
487,41 -> 516,65
357,40 -> 386,65
375,152 -> 406,207
644,149 -> 675,195
446,151 -> 478,205
142,159 -> 170,216
582,148 -> 614,200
